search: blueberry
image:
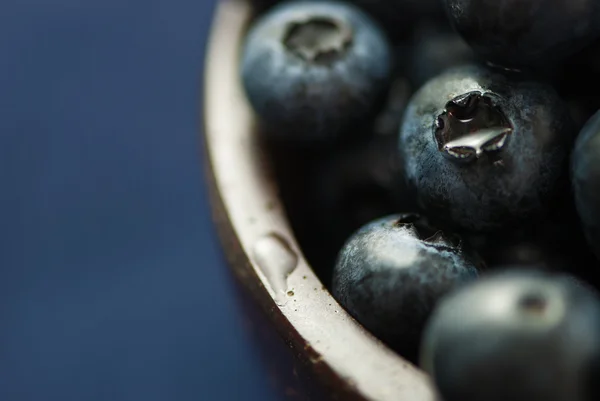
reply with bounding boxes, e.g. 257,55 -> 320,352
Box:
469,230 -> 588,275
399,65 -> 574,231
406,23 -> 475,88
347,0 -> 445,40
421,269 -> 600,401
565,97 -> 600,133
241,0 -> 392,142
443,0 -> 600,69
332,214 -> 479,361
556,41 -> 600,130
467,197 -> 600,280
572,111 -> 600,262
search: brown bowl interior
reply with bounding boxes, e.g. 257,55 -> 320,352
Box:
203,1 -> 438,400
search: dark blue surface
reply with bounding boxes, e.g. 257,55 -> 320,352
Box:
0,1 -> 280,400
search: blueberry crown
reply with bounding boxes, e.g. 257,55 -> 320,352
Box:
393,215 -> 462,250
434,91 -> 513,164
283,16 -> 353,64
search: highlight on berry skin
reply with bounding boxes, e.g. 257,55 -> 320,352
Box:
421,270 -> 600,401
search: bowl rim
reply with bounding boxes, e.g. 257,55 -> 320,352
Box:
202,1 -> 437,400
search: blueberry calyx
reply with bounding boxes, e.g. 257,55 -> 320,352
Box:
283,17 -> 353,64
518,292 -> 548,315
516,287 -> 566,326
394,214 -> 461,249
434,92 -> 513,163
423,230 -> 461,249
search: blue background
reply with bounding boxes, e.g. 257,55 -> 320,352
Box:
0,0 -> 281,400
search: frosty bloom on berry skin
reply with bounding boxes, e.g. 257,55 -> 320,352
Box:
332,214 -> 479,362
572,111 -> 600,261
443,0 -> 600,69
399,65 -> 574,232
241,0 -> 392,143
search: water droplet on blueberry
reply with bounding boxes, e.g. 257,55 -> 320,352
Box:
400,65 -> 574,231
434,92 -> 513,163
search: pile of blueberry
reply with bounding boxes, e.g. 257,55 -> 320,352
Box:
240,0 -> 600,399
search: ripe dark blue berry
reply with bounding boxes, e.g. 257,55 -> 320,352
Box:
443,0 -> 600,69
406,23 -> 474,88
466,197 -> 600,281
572,111 -> 600,261
348,0 -> 445,40
241,0 -> 392,142
332,214 -> 479,361
421,269 -> 600,401
400,65 -> 574,231
555,41 -> 600,130
468,227 -> 592,275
